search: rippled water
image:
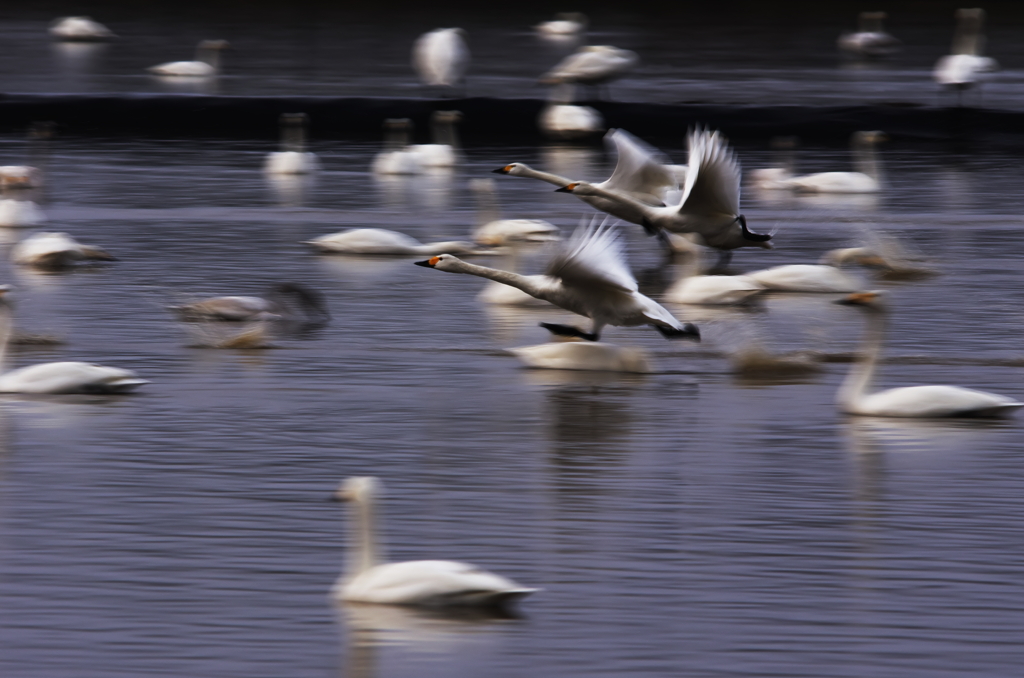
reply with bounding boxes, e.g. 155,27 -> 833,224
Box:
0,127 -> 1022,678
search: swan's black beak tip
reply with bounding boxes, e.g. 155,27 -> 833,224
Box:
492,167 -> 508,174
414,259 -> 434,268
554,186 -> 572,193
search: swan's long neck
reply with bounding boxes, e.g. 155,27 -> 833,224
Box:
198,47 -> 221,70
281,116 -> 307,153
347,491 -> 382,579
0,301 -> 11,375
838,307 -> 885,412
853,140 -> 880,181
432,114 -> 460,148
581,183 -> 659,218
444,258 -> 545,297
515,165 -> 573,188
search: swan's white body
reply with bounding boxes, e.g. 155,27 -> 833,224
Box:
373,118 -> 423,175
745,264 -> 864,293
664,274 -> 765,305
305,228 -> 485,256
837,12 -> 899,57
418,222 -> 699,341
557,129 -> 773,252
0,200 -> 46,227
149,40 -> 228,77
496,128 -> 679,226
536,13 -> 587,36
0,288 -> 146,394
776,131 -> 885,194
541,45 -> 638,85
934,9 -> 997,92
264,152 -> 319,175
0,166 -> 44,189
171,283 -> 329,323
332,477 -> 536,608
510,341 -> 651,373
407,111 -> 462,168
470,178 -> 559,246
412,29 -> 469,88
50,16 -> 115,41
11,232 -> 115,269
539,104 -> 604,139
837,293 -> 1021,418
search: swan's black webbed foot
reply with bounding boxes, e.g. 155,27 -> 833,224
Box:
655,323 -> 701,341
540,322 -> 599,342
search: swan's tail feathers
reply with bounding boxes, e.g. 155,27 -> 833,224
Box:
540,322 -> 599,342
654,322 -> 701,341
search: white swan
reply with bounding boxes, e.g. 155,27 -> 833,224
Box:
412,28 -> 469,89
0,200 -> 45,227
408,111 -> 461,168
170,283 -> 330,323
264,113 -> 319,175
745,264 -> 864,293
556,128 -> 773,260
540,45 -> 638,93
372,119 -> 422,176
417,221 -> 700,342
11,232 -> 116,270
535,13 -> 587,36
332,476 -> 538,608
0,286 -> 147,394
664,274 -> 765,305
148,40 -> 229,77
509,340 -> 651,373
49,16 -> 115,41
538,83 -> 605,140
934,8 -> 998,98
495,128 -> 679,226
836,292 -> 1021,417
0,166 -> 44,190
748,136 -> 798,190
470,179 -> 559,246
837,11 -> 900,57
305,228 -> 490,256
777,131 -> 885,194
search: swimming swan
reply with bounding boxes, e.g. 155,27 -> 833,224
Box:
149,40 -> 229,77
170,283 -> 330,323
538,83 -> 604,140
417,221 -> 701,342
837,11 -> 900,57
494,128 -> 680,225
555,128 -> 773,261
744,264 -> 864,293
11,232 -> 116,269
0,287 -> 147,394
50,16 -> 116,41
408,111 -> 462,168
264,113 -> 319,175
0,200 -> 45,227
777,131 -> 886,194
509,340 -> 652,373
0,166 -> 44,190
372,119 -> 422,175
934,8 -> 998,98
470,179 -> 559,245
535,13 -> 587,36
412,28 -> 469,89
331,476 -> 538,608
305,228 -> 490,256
836,292 -> 1021,417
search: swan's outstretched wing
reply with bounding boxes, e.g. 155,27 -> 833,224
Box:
546,220 -> 637,293
679,128 -> 741,217
601,129 -> 678,204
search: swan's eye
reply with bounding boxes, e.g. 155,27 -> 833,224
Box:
428,256 -> 441,266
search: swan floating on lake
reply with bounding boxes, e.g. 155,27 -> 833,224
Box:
372,119 -> 422,175
305,228 -> 490,256
0,286 -> 147,394
412,28 -> 469,90
149,40 -> 229,77
408,111 -> 462,168
332,476 -> 538,608
50,16 -> 115,41
509,340 -> 652,373
934,8 -> 998,101
744,264 -> 865,293
0,200 -> 46,227
538,83 -> 604,140
170,283 -> 329,323
264,113 -> 319,175
776,131 -> 886,194
0,166 -> 44,190
11,232 -> 116,270
836,292 -> 1021,417
470,178 -> 559,245
535,13 -> 587,36
837,11 -> 900,57
417,220 -> 700,342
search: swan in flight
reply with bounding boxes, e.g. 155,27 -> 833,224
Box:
0,166 -> 44,190
148,40 -> 229,77
11,232 -> 116,270
509,340 -> 652,373
0,200 -> 45,227
264,113 -> 319,175
933,8 -> 998,101
540,45 -> 638,97
535,13 -> 587,36
372,119 -> 422,175
170,283 -> 330,323
555,128 -> 773,262
0,287 -> 147,394
417,221 -> 700,342
408,111 -> 462,168
494,128 -> 680,226
836,292 -> 1021,417
837,12 -> 900,57
305,228 -> 489,256
332,476 -> 538,608
49,16 -> 115,41
470,179 -> 559,245
775,131 -> 886,194
412,28 -> 469,90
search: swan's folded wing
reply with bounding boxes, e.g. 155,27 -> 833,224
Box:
679,129 -> 741,217
344,560 -> 533,605
546,222 -> 637,293
601,129 -> 678,204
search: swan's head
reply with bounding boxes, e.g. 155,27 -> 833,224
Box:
493,163 -> 530,176
853,130 -> 887,145
835,291 -> 885,309
334,476 -> 380,503
198,39 -> 230,51
414,253 -> 462,270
